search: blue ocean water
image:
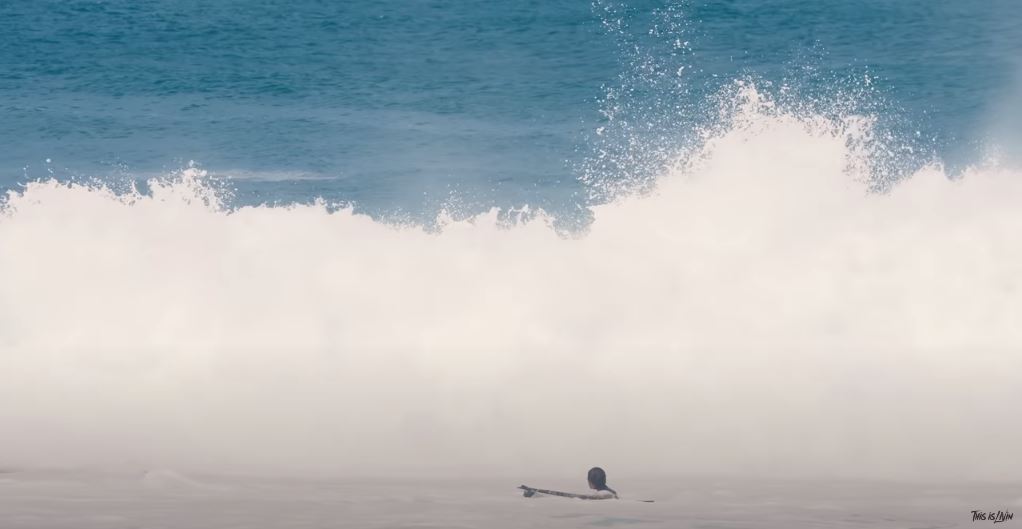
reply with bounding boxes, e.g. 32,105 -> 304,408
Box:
2,0 -> 1021,219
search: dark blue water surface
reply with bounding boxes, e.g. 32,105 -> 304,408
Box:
2,0 -> 1020,218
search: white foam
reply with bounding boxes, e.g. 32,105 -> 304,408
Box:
1,87 -> 1020,481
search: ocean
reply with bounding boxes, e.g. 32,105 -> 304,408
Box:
4,0 -> 1021,216
1,1 -> 1021,527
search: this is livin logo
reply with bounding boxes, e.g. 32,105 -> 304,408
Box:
972,510 -> 1015,523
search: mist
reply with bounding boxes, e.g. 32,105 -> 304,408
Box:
2,86 -> 1020,482
986,59 -> 1022,168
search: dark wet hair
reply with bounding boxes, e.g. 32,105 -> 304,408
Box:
587,467 -> 608,490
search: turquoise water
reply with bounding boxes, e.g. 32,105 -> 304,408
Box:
3,0 -> 1020,219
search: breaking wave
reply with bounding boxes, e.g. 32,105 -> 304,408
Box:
1,87 -> 1020,481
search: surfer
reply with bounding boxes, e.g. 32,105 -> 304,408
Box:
586,467 -> 618,499
519,467 -> 619,500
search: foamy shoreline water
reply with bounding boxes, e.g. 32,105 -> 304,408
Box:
1,468 -> 1018,529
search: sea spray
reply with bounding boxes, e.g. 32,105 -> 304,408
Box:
1,87 -> 1020,480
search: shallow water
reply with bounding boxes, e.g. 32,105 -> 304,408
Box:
2,469 -> 1018,529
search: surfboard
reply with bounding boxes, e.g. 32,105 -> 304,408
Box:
520,485 -> 593,499
518,485 -> 654,502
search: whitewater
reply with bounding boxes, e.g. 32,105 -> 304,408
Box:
3,86 -> 1020,492
3,0 -> 1021,525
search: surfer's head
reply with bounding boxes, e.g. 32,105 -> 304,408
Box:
587,467 -> 608,490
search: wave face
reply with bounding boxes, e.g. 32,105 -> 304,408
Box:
5,0 -> 1021,213
2,87 -> 1020,480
